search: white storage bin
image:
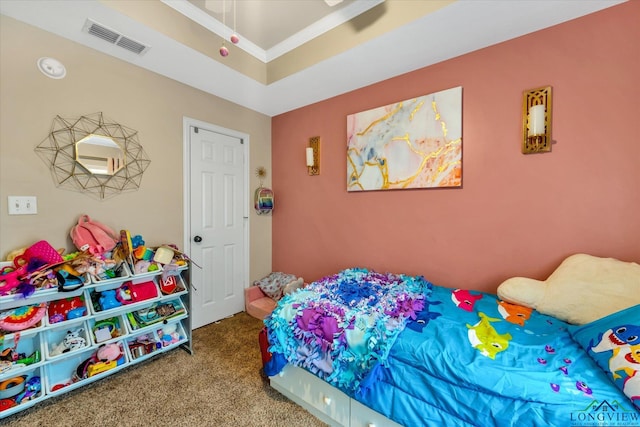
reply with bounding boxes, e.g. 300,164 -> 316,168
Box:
156,320 -> 188,350
125,331 -> 161,363
45,341 -> 128,395
87,280 -> 161,316
88,261 -> 130,286
87,315 -> 128,346
0,261 -> 88,310
44,321 -> 91,361
0,303 -> 47,336
44,346 -> 94,395
126,298 -> 188,332
158,273 -> 188,297
128,260 -> 163,283
0,333 -> 44,379
0,366 -> 45,417
45,294 -> 89,326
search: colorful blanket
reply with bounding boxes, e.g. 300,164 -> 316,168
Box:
264,268 -> 434,394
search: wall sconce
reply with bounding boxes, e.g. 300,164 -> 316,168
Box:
522,86 -> 552,154
306,136 -> 320,175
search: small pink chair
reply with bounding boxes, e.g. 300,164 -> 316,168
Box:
244,286 -> 277,320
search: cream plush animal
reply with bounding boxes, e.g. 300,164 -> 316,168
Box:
497,254 -> 640,325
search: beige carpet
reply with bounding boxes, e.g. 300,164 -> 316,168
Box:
3,313 -> 326,427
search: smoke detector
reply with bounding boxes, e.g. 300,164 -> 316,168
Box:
37,57 -> 66,79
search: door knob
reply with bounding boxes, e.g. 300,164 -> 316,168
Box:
193,235 -> 202,243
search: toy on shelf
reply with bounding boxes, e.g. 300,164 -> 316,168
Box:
130,235 -> 144,249
0,303 -> 47,332
14,376 -> 41,404
133,260 -> 159,275
98,290 -> 121,311
49,328 -> 87,357
70,215 -> 118,255
0,265 -> 27,296
128,334 -> 159,359
157,323 -> 184,347
1,240 -> 64,297
72,343 -> 125,382
127,300 -> 184,330
48,296 -> 86,324
0,375 -> 41,411
92,318 -> 122,343
0,345 -> 41,374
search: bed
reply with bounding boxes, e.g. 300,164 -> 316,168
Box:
264,267 -> 640,426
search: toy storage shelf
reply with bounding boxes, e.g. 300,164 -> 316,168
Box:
0,265 -> 192,419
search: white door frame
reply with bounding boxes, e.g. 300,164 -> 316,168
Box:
182,116 -> 250,312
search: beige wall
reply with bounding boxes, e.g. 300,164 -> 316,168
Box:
0,16 -> 272,283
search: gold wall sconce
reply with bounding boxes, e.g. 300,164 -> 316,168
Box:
522,86 -> 552,154
306,136 -> 320,175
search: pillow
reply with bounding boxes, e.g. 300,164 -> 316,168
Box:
283,277 -> 304,295
497,254 -> 640,325
570,304 -> 640,410
253,272 -> 297,301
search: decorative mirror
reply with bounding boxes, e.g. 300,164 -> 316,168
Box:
35,112 -> 151,199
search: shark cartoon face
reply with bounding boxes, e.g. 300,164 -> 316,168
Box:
405,308 -> 442,333
609,344 -> 640,380
451,289 -> 483,312
592,324 -> 640,353
611,325 -> 640,346
497,300 -> 532,326
467,312 -> 512,359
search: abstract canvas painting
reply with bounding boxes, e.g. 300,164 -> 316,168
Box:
347,86 -> 462,191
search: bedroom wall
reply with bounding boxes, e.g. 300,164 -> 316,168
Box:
271,1 -> 640,292
0,16 -> 273,283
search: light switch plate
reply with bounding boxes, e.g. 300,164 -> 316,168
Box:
7,196 -> 38,215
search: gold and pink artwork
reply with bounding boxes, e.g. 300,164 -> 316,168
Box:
347,86 -> 462,191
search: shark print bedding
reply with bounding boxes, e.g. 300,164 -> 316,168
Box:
264,269 -> 639,426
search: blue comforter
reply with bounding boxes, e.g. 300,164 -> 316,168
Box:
358,285 -> 638,426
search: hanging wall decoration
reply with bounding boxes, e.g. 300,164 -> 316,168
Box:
347,86 -> 462,191
35,112 -> 151,200
254,167 -> 274,215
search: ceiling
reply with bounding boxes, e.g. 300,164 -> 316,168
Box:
182,0 -> 378,56
0,0 -> 625,117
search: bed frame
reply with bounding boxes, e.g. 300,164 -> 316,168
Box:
270,364 -> 402,427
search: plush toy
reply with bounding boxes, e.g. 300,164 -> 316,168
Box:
50,329 -> 87,356
497,253 -> 640,325
99,290 -> 121,311
5,247 -> 26,262
283,277 -> 305,295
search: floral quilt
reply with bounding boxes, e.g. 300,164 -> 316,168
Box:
264,268 -> 434,394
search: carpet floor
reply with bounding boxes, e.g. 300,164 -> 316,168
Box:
2,312 -> 326,427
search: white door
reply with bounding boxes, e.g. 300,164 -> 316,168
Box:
187,123 -> 247,329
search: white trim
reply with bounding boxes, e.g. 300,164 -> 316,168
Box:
161,0 -> 266,62
265,0 -> 385,62
182,116 -> 250,295
161,0 -> 384,63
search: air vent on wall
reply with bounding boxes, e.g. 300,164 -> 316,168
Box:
82,19 -> 150,55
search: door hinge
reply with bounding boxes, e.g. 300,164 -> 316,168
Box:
194,127 -> 199,133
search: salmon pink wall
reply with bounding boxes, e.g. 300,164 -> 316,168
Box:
272,1 -> 640,292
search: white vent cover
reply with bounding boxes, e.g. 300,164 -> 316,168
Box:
82,19 -> 150,55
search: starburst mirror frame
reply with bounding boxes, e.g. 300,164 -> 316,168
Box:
35,112 -> 151,199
